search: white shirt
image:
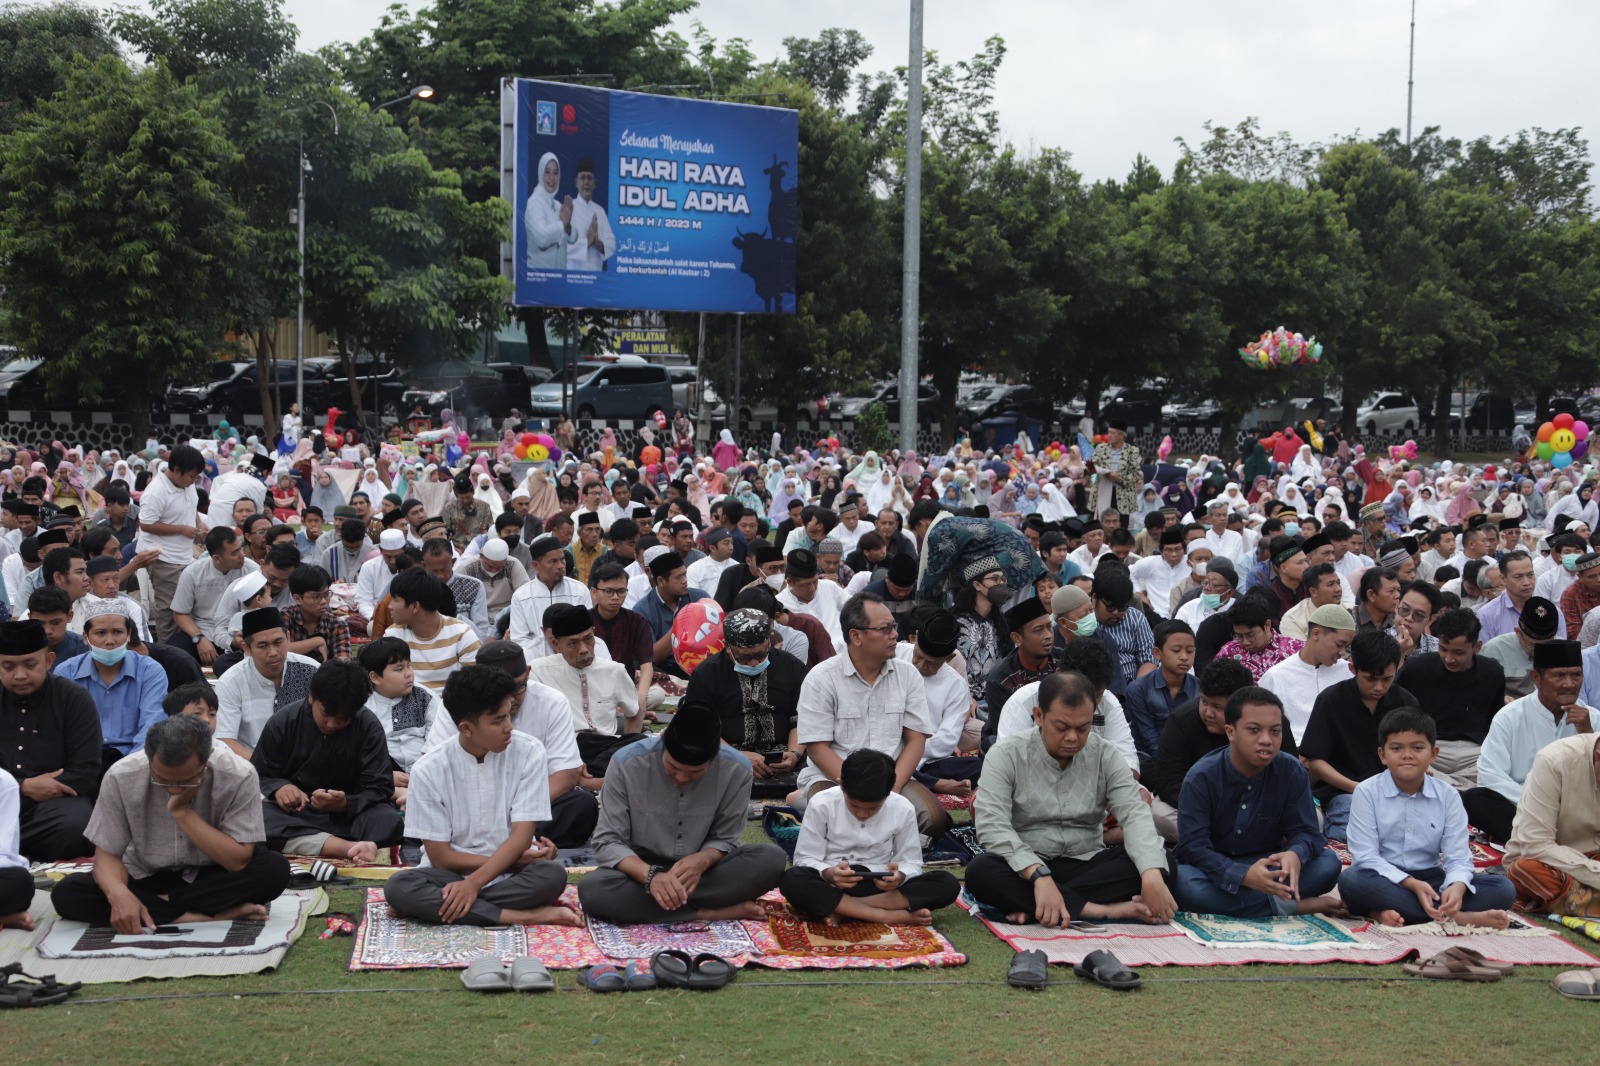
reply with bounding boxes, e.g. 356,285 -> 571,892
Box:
565,194 -> 616,271
1478,691 -> 1600,805
1175,592 -> 1233,633
1333,552 -> 1371,582
0,769 -> 24,871
215,651 -> 320,751
996,682 -> 1140,773
135,470 -> 200,566
205,471 -> 268,530
424,677 -> 583,776
406,731 -> 551,884
1130,555 -> 1188,619
779,580 -> 851,653
508,576 -> 592,661
365,685 -> 445,773
2,555 -> 36,617
1203,528 -> 1246,565
834,521 -> 865,555
1068,543 -> 1110,575
1257,652 -> 1351,742
1536,564 -> 1578,606
528,653 -> 638,737
796,653 -> 932,789
686,554 -> 737,596
895,642 -> 969,763
792,786 -> 922,878
355,555 -> 396,620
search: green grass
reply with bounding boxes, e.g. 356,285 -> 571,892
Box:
10,821 -> 1600,1065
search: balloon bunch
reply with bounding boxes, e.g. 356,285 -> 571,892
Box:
1239,327 -> 1323,371
323,407 -> 344,451
813,436 -> 841,453
1388,440 -> 1417,462
512,431 -> 563,464
1533,414 -> 1589,469
1045,440 -> 1064,461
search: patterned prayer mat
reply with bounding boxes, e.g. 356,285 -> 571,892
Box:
760,805 -> 974,868
38,893 -> 309,960
350,887 -> 602,971
1172,912 -> 1362,949
587,912 -> 758,963
1324,839 -> 1502,869
743,891 -> 967,970
934,791 -> 975,813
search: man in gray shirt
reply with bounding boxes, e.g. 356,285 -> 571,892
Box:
967,670 -> 1177,926
579,701 -> 785,924
168,526 -> 259,667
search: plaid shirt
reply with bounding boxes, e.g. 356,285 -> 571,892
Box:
279,604 -> 352,662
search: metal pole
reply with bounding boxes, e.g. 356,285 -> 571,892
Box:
898,0 -> 924,453
733,315 -> 743,439
1406,0 -> 1416,149
694,312 -> 707,447
296,138 -> 306,416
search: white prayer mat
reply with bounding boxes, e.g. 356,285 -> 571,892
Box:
38,892 -> 308,960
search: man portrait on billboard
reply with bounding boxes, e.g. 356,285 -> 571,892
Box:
525,152 -> 577,271
565,156 -> 615,272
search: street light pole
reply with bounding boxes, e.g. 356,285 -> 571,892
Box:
296,139 -> 308,416
898,0 -> 924,453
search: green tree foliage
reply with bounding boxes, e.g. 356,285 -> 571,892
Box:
0,1 -> 117,134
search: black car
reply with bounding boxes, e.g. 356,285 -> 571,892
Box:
165,361 -> 329,420
1448,393 -> 1516,434
0,353 -> 167,417
306,356 -> 402,417
1099,386 -> 1169,428
831,381 -> 941,423
961,383 -> 1055,430
394,360 -> 526,428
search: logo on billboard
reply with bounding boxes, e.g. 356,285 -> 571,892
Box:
559,103 -> 579,135
535,101 -> 556,135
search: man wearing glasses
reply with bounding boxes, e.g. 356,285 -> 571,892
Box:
51,713 -> 291,932
278,565 -> 351,663
586,563 -> 654,720
793,593 -> 948,845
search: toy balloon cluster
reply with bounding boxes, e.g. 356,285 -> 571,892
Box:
512,431 -> 563,464
1239,327 -> 1323,371
1533,414 -> 1589,469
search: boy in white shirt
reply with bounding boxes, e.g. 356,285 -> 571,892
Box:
359,637 -> 443,810
778,750 -> 959,925
0,770 -> 33,929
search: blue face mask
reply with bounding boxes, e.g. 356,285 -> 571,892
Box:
1200,593 -> 1224,610
1283,523 -> 1302,537
1563,554 -> 1580,573
90,643 -> 128,667
733,658 -> 771,676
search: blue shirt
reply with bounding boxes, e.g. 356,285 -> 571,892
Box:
1475,590 -> 1566,644
54,649 -> 169,755
1346,769 -> 1476,890
1581,642 -> 1600,710
53,632 -> 87,661
631,587 -> 708,641
1095,610 -> 1153,700
1121,668 -> 1198,762
1175,747 -> 1326,895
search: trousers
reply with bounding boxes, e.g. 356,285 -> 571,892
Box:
545,788 -> 600,849
146,560 -> 185,643
52,845 -> 291,926
1505,850 -> 1600,918
1337,865 -> 1516,923
964,846 -> 1158,921
1321,793 -> 1354,842
384,862 -> 567,926
577,844 -> 787,924
576,731 -> 651,777
20,796 -> 93,862
912,755 -> 984,791
261,801 -> 406,851
1461,787 -> 1518,844
1173,849 -> 1342,917
776,865 -> 960,919
0,865 -> 33,916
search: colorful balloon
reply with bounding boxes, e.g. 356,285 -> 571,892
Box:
1573,439 -> 1590,461
1554,413 -> 1576,431
1536,441 -> 1555,460
1576,421 -> 1590,442
1552,429 -> 1577,453
1553,451 -> 1574,469
526,444 -> 549,462
1537,422 -> 1555,443
671,599 -> 725,673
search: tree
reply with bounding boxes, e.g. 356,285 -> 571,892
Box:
0,54 -> 247,434
0,1 -> 117,134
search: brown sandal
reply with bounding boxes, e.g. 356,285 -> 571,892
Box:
1440,945 -> 1513,977
1403,951 -> 1504,982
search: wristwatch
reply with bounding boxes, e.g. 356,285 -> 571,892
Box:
644,865 -> 663,889
190,633 -> 201,644
1029,866 -> 1052,884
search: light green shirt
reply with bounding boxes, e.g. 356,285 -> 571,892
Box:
974,729 -> 1166,875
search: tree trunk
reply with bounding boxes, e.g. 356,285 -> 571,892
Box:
1431,376 -> 1453,457
255,344 -> 276,441
341,344 -> 366,429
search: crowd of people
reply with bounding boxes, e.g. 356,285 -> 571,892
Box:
4,412 -> 1600,958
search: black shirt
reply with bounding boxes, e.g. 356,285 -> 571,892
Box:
1193,611 -> 1235,674
982,649 -> 1061,740
1299,678 -> 1418,800
683,648 -> 806,751
1,675 -> 103,810
591,606 -> 654,677
1395,653 -> 1505,743
1148,697 -> 1299,808
250,699 -> 395,815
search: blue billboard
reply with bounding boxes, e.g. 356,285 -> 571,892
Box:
511,79 -> 798,315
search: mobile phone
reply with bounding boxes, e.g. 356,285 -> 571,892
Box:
149,926 -> 192,935
853,870 -> 897,881
763,749 -> 788,764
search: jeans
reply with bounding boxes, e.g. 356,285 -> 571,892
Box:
1322,793 -> 1353,842
1174,848 -> 1342,917
1338,865 -> 1516,924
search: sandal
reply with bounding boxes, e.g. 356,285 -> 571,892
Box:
0,964 -> 80,1010
1550,967 -> 1600,1001
1006,949 -> 1048,990
459,956 -> 511,992
287,860 -> 355,889
582,963 -> 628,993
1440,945 -> 1513,978
651,949 -> 695,989
1073,948 -> 1141,991
624,959 -> 656,990
687,952 -> 736,990
1403,951 -> 1503,982
509,957 -> 553,992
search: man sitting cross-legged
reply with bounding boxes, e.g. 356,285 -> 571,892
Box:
579,700 -> 787,924
1174,685 -> 1345,918
384,665 -> 575,927
965,671 -> 1178,927
251,659 -> 404,865
1,769 -> 35,929
1503,732 -> 1600,920
779,750 -> 960,926
51,715 -> 291,930
1338,707 -> 1515,928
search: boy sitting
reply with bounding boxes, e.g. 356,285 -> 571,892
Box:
0,769 -> 32,929
384,665 -> 575,927
779,750 -> 960,926
164,682 -> 218,732
1337,707 -> 1515,928
358,637 -> 443,809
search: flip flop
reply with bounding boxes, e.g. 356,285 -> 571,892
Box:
1006,949 -> 1048,990
509,957 -> 553,992
460,957 -> 511,992
624,959 -> 656,990
650,949 -> 694,989
582,963 -> 628,993
687,952 -> 736,990
1550,968 -> 1600,1001
1402,952 -> 1503,982
1073,949 -> 1141,991
0,964 -> 80,1010
287,860 -> 355,889
1440,945 -> 1513,978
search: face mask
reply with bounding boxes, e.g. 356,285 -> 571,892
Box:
1072,614 -> 1098,638
502,533 -> 519,549
1564,554 -> 1580,572
1201,592 -> 1223,610
732,657 -> 771,676
1192,561 -> 1208,577
1283,523 -> 1301,537
984,584 -> 1011,605
90,642 -> 128,666
765,574 -> 785,591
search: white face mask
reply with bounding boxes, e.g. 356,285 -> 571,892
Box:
1192,561 -> 1208,577
765,574 -> 785,591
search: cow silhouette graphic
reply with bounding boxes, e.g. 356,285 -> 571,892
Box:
733,154 -> 796,312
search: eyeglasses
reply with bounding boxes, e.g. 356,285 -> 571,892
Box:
855,623 -> 899,636
1394,605 -> 1431,623
592,586 -> 627,598
150,772 -> 206,789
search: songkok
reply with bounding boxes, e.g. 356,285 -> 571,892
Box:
383,492 -> 403,507
916,608 -> 959,657
648,551 -> 684,579
1307,604 -> 1356,632
381,509 -> 407,528
4,501 -> 36,517
400,498 -> 422,514
1520,597 -> 1560,641
815,536 -> 842,557
1051,584 -> 1090,618
1158,527 -> 1185,547
1358,502 -> 1385,521
0,619 -> 46,656
527,535 -> 564,560
417,517 -> 446,540
785,549 -> 818,579
1207,556 -> 1239,589
837,499 -> 858,517
962,556 -> 1001,583
1533,639 -> 1583,671
1378,546 -> 1412,569
36,529 -> 68,548
481,538 -> 510,562
249,454 -> 275,475
240,607 -> 284,638
1575,553 -> 1600,574
577,510 -> 601,527
1270,536 -> 1304,566
1107,419 -> 1129,432
80,598 -> 131,625
542,603 -> 591,638
45,513 -> 75,529
886,554 -> 918,588
378,529 -> 406,551
475,640 -> 527,676
1004,597 -> 1049,630
1298,532 -> 1331,556
662,700 -> 722,765
705,527 -> 732,546
453,476 -> 473,494
1499,517 -> 1521,531
723,608 -> 772,648
85,556 -> 120,577
751,542 -> 782,567
230,572 -> 268,604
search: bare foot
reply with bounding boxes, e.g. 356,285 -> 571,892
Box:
1453,909 -> 1511,930
346,841 -> 379,864
0,911 -> 35,931
387,905 -> 405,919
1295,896 -> 1348,917
823,914 -> 842,927
502,905 -> 580,927
697,901 -> 766,922
874,907 -> 933,926
1083,900 -> 1157,923
1005,911 -> 1031,924
1372,909 -> 1406,928
178,903 -> 270,924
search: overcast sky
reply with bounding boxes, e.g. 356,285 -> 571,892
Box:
118,0 -> 1598,185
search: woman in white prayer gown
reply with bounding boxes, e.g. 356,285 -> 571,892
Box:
524,152 -> 574,270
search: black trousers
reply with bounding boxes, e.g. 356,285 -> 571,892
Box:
20,796 -> 93,862
51,845 -> 291,926
965,846 -> 1161,921
0,865 -> 33,915
576,731 -> 651,777
577,844 -> 787,924
1462,787 -> 1518,844
777,865 -> 960,919
545,788 -> 600,849
261,801 -> 406,850
913,755 -> 984,790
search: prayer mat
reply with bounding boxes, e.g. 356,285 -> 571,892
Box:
1376,916 -> 1600,967
37,891 -> 313,961
934,791 -> 975,813
1172,912 -> 1362,950
760,805 -> 974,867
587,912 -> 758,964
1552,915 -> 1600,943
752,896 -> 955,963
1325,839 -> 1501,869
349,886 -> 603,971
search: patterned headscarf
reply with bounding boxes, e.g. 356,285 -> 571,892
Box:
722,608 -> 772,648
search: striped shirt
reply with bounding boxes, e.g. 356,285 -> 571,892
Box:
1096,610 -> 1154,698
386,616 -> 481,693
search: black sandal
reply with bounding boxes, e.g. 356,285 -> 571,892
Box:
0,963 -> 81,1009
1007,949 -> 1048,990
1073,948 -> 1140,991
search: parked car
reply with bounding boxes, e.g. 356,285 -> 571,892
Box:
1167,398 -> 1221,427
305,356 -> 402,418
1448,392 -> 1515,435
391,360 -> 529,429
1098,386 -> 1169,428
166,361 -> 329,421
960,383 -> 1055,430
1355,391 -> 1421,435
829,381 -> 942,422
527,357 -> 674,422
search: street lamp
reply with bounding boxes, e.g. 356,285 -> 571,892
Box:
376,85 -> 434,111
295,101 -> 337,419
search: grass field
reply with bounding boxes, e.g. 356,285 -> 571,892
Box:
11,820 -> 1600,1065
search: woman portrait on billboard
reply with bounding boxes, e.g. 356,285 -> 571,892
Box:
525,151 -> 577,270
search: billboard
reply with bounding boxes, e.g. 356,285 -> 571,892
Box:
509,78 -> 799,315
